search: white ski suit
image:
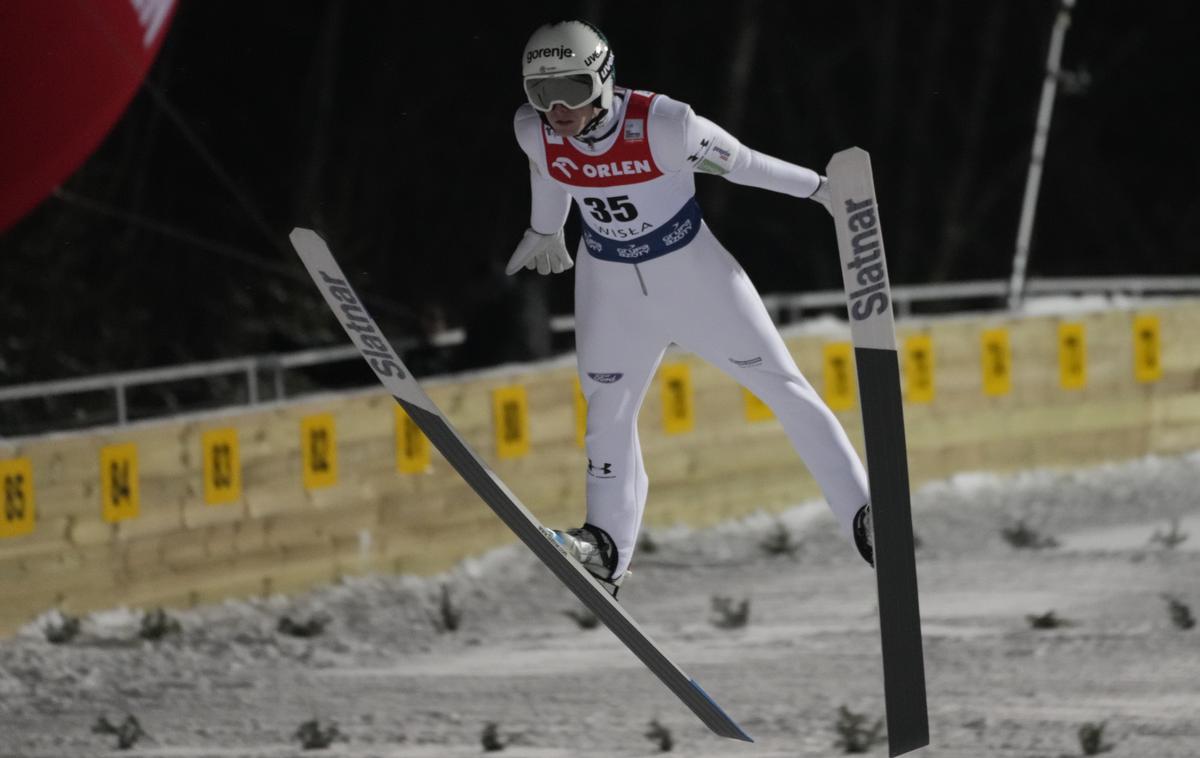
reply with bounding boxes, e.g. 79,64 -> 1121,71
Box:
514,88 -> 870,578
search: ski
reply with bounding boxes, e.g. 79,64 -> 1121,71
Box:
288,228 -> 752,743
826,148 -> 929,756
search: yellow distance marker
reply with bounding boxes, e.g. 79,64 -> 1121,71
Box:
492,385 -> 531,459
395,405 -> 430,474
1058,322 -> 1087,390
981,328 -> 1012,397
202,428 -> 241,505
822,342 -> 856,411
743,387 -> 774,422
660,363 -> 695,434
0,458 -> 35,538
100,443 -> 140,522
903,334 -> 935,404
574,377 -> 588,448
301,414 -> 338,489
1133,314 -> 1162,384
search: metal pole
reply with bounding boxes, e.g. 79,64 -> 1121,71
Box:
1008,0 -> 1077,310
246,362 -> 258,405
115,383 -> 127,425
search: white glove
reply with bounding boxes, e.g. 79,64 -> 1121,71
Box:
809,175 -> 832,215
505,228 -> 573,276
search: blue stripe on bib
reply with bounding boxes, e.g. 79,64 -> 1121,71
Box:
581,197 -> 703,263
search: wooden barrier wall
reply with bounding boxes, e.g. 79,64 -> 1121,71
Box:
2,301 -> 1198,636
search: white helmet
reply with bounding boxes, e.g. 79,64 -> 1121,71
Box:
521,21 -> 614,112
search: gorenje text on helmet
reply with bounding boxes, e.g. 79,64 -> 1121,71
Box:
526,45 -> 574,65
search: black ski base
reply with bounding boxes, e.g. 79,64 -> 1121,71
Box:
856,346 -> 929,756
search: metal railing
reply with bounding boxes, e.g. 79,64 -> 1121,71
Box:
0,347 -> 357,429
0,355 -> 262,425
763,275 -> 1200,322
2,277 -> 1197,435
553,276 -> 1200,332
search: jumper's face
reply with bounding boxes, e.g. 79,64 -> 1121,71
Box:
547,103 -> 597,137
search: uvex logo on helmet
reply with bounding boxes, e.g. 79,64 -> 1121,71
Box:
526,45 -> 574,65
583,46 -> 606,67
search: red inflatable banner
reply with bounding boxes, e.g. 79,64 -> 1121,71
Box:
0,0 -> 176,233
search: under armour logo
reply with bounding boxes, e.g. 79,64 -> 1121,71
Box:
588,459 -> 614,477
686,138 -> 711,162
552,156 -> 579,178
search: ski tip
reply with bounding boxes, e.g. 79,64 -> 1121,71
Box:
688,678 -> 754,742
826,146 -> 873,177
829,145 -> 870,162
288,227 -> 323,247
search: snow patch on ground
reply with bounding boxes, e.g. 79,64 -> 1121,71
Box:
2,450 -> 1199,757
1060,513 -> 1200,553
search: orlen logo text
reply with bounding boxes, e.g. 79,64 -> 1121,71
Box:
526,45 -> 574,65
555,159 -> 653,180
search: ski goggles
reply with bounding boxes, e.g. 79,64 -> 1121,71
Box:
523,72 -> 601,111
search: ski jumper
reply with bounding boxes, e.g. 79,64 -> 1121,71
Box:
514,89 -> 870,578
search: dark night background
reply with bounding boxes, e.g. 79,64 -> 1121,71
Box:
1,0 -> 1197,391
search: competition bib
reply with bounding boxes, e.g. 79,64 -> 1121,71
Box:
541,89 -> 702,263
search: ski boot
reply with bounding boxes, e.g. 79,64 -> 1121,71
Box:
853,503 -> 874,567
540,522 -> 627,598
